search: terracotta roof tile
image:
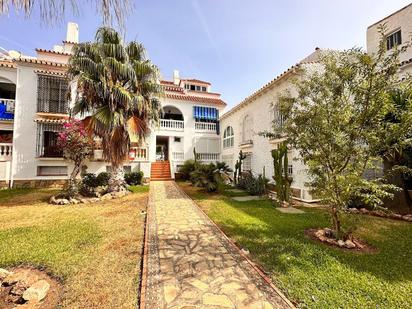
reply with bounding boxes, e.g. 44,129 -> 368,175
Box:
36,48 -> 71,56
0,60 -> 15,68
35,69 -> 67,77
14,57 -> 68,67
165,93 -> 226,106
182,78 -> 211,85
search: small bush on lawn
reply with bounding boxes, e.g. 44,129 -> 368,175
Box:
124,171 -> 144,185
238,172 -> 267,196
179,160 -> 197,180
96,172 -> 110,187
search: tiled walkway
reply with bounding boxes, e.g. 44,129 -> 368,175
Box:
141,181 -> 293,309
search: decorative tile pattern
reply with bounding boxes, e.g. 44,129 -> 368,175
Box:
143,181 -> 293,309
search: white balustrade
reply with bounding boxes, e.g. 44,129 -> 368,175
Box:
172,151 -> 184,161
160,119 -> 184,131
129,147 -> 149,161
0,99 -> 15,112
0,143 -> 12,161
195,122 -> 217,132
197,153 -> 220,162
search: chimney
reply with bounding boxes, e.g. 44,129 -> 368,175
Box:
173,70 -> 180,85
66,22 -> 79,43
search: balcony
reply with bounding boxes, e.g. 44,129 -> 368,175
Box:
0,143 -> 12,161
196,153 -> 220,162
172,151 -> 184,161
0,99 -> 15,120
159,119 -> 184,131
195,122 -> 217,133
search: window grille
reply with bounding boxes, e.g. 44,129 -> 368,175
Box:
386,29 -> 402,50
37,75 -> 69,114
36,123 -> 63,157
273,104 -> 284,128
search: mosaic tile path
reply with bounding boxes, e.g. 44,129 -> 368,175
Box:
141,181 -> 294,309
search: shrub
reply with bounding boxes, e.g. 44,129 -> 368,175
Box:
81,173 -> 99,188
124,171 -> 144,185
179,160 -> 197,180
96,172 -> 110,187
238,172 -> 267,196
190,163 -> 219,192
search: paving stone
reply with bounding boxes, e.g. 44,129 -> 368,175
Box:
142,181 -> 293,309
276,207 -> 305,214
232,195 -> 263,201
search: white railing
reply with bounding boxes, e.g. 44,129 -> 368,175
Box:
195,122 -> 217,132
172,151 -> 184,161
129,147 -> 149,161
197,153 -> 220,162
0,143 -> 12,161
0,99 -> 15,112
160,119 -> 184,131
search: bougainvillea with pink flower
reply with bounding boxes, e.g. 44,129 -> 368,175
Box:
57,119 -> 93,196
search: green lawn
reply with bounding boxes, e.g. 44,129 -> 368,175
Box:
178,182 -> 412,309
0,186 -> 148,308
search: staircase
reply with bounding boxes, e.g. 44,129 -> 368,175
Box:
150,161 -> 172,181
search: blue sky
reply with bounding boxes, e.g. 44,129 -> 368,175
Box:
0,0 -> 411,110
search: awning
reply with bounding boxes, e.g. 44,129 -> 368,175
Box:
193,106 -> 219,120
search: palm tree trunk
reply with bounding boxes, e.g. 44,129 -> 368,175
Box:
109,165 -> 125,192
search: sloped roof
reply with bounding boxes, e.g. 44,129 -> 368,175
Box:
36,48 -> 71,56
181,78 -> 211,85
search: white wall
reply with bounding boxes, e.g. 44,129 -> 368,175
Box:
220,69 -> 314,201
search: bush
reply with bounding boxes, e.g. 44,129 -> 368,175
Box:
96,172 -> 110,187
124,171 -> 144,185
190,163 -> 219,192
81,173 -> 99,188
238,172 -> 267,196
179,160 -> 197,180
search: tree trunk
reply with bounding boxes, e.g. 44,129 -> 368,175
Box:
108,165 -> 125,192
331,206 -> 341,239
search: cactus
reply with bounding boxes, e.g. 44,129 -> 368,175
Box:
193,147 -> 197,163
236,150 -> 247,184
271,142 -> 292,204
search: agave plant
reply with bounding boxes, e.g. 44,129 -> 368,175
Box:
68,27 -> 162,192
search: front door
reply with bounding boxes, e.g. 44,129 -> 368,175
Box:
156,136 -> 169,161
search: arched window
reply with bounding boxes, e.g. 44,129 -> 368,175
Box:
242,115 -> 253,142
223,126 -> 234,148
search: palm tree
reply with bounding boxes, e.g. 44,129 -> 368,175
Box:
0,0 -> 131,27
68,27 -> 162,192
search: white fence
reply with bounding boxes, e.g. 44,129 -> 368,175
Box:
195,122 -> 217,132
197,153 -> 220,162
129,147 -> 149,161
172,151 -> 184,161
160,119 -> 184,131
0,143 -> 12,161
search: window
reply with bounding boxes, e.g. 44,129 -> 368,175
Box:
223,126 -> 234,148
196,85 -> 201,91
190,85 -> 196,91
273,104 -> 284,128
288,164 -> 293,176
184,84 -> 190,90
37,166 -> 67,176
174,137 -> 181,142
243,153 -> 252,171
202,86 -> 207,92
37,75 -> 69,114
386,29 -> 402,50
36,123 -> 63,157
242,115 -> 253,142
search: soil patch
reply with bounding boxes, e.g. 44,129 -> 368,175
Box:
305,228 -> 378,253
0,267 -> 62,309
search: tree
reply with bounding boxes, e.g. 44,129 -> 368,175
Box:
377,85 -> 412,209
0,0 -> 132,28
68,27 -> 162,192
57,119 -> 93,196
270,37 -> 408,238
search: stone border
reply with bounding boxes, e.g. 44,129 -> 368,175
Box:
175,183 -> 296,309
348,208 -> 412,223
49,191 -> 130,205
138,188 -> 150,309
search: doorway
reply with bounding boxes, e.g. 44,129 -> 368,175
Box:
156,136 -> 169,161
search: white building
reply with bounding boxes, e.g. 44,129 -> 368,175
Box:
367,3 -> 412,75
220,50 -> 322,202
0,23 -> 225,188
